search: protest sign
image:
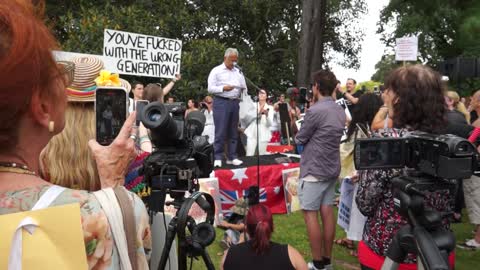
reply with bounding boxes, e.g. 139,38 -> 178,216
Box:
395,36 -> 418,62
103,29 -> 182,78
282,168 -> 301,214
337,178 -> 355,231
335,98 -> 351,141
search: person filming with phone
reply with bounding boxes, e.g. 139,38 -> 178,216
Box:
0,1 -> 150,269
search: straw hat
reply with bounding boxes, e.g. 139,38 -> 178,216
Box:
119,78 -> 132,93
230,198 -> 248,216
63,55 -> 130,102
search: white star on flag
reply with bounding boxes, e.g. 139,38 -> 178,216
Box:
274,186 -> 280,194
231,168 -> 248,185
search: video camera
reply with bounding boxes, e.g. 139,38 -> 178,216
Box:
139,102 -> 213,194
138,102 -> 216,270
354,131 -> 477,179
354,132 -> 478,270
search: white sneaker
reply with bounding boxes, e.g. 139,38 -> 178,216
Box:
457,239 -> 480,250
226,159 -> 243,166
214,160 -> 222,167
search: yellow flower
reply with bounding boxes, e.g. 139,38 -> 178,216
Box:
95,70 -> 121,87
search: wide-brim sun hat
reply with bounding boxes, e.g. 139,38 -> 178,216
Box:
63,55 -> 130,102
230,198 -> 248,216
64,55 -> 102,102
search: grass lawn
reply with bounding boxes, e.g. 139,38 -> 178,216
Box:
182,209 -> 479,270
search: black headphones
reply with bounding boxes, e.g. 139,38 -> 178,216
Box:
175,191 -> 216,255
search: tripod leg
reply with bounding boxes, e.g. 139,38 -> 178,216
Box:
200,247 -> 216,270
158,218 -> 178,270
177,242 -> 188,270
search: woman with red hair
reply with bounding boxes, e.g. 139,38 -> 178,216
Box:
0,1 -> 150,269
221,204 -> 307,270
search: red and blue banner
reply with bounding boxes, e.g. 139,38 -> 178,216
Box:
214,162 -> 299,215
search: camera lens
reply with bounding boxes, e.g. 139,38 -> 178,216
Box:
140,102 -> 180,146
148,110 -> 162,122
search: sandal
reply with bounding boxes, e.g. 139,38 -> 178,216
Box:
334,238 -> 354,249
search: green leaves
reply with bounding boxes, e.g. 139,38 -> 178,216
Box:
378,0 -> 480,64
46,0 -> 369,99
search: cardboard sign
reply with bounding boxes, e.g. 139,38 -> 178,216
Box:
0,204 -> 87,270
395,36 -> 418,61
335,98 -> 351,141
103,29 -> 182,78
337,178 -> 355,231
282,168 -> 301,214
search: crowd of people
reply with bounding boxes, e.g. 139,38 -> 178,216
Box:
1,1 -> 479,270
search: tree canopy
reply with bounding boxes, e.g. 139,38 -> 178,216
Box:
375,0 -> 480,95
46,0 -> 367,100
378,0 -> 480,64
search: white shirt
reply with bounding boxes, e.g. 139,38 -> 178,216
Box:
244,103 -> 274,142
128,98 -> 134,114
207,63 -> 247,99
202,109 -> 215,144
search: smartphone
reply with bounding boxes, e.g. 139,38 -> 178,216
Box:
95,87 -> 128,146
135,100 -> 149,126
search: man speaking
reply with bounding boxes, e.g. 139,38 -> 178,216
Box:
208,48 -> 246,167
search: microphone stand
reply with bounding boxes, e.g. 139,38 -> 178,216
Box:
237,64 -> 261,206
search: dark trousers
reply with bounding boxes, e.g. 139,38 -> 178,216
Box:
213,97 -> 239,160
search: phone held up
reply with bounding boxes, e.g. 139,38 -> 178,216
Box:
134,100 -> 149,127
95,87 -> 128,146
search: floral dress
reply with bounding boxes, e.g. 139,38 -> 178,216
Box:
355,128 -> 454,264
0,185 -> 152,270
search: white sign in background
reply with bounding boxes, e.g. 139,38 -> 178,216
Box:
395,36 -> 418,62
103,29 -> 182,78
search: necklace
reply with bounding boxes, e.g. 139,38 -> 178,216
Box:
0,162 -> 36,175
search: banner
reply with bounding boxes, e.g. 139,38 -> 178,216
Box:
215,163 -> 300,215
103,29 -> 182,78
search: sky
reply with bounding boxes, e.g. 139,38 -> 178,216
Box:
330,0 -> 391,84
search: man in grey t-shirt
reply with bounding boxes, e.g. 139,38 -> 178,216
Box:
296,70 -> 346,270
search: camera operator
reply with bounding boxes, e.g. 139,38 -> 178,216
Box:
355,65 -> 455,269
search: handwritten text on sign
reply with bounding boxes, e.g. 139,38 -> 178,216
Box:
395,36 -> 418,62
103,29 -> 182,78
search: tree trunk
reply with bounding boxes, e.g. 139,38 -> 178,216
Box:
297,0 -> 326,88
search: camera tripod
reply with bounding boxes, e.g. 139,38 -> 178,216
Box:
381,175 -> 457,270
154,191 -> 216,270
